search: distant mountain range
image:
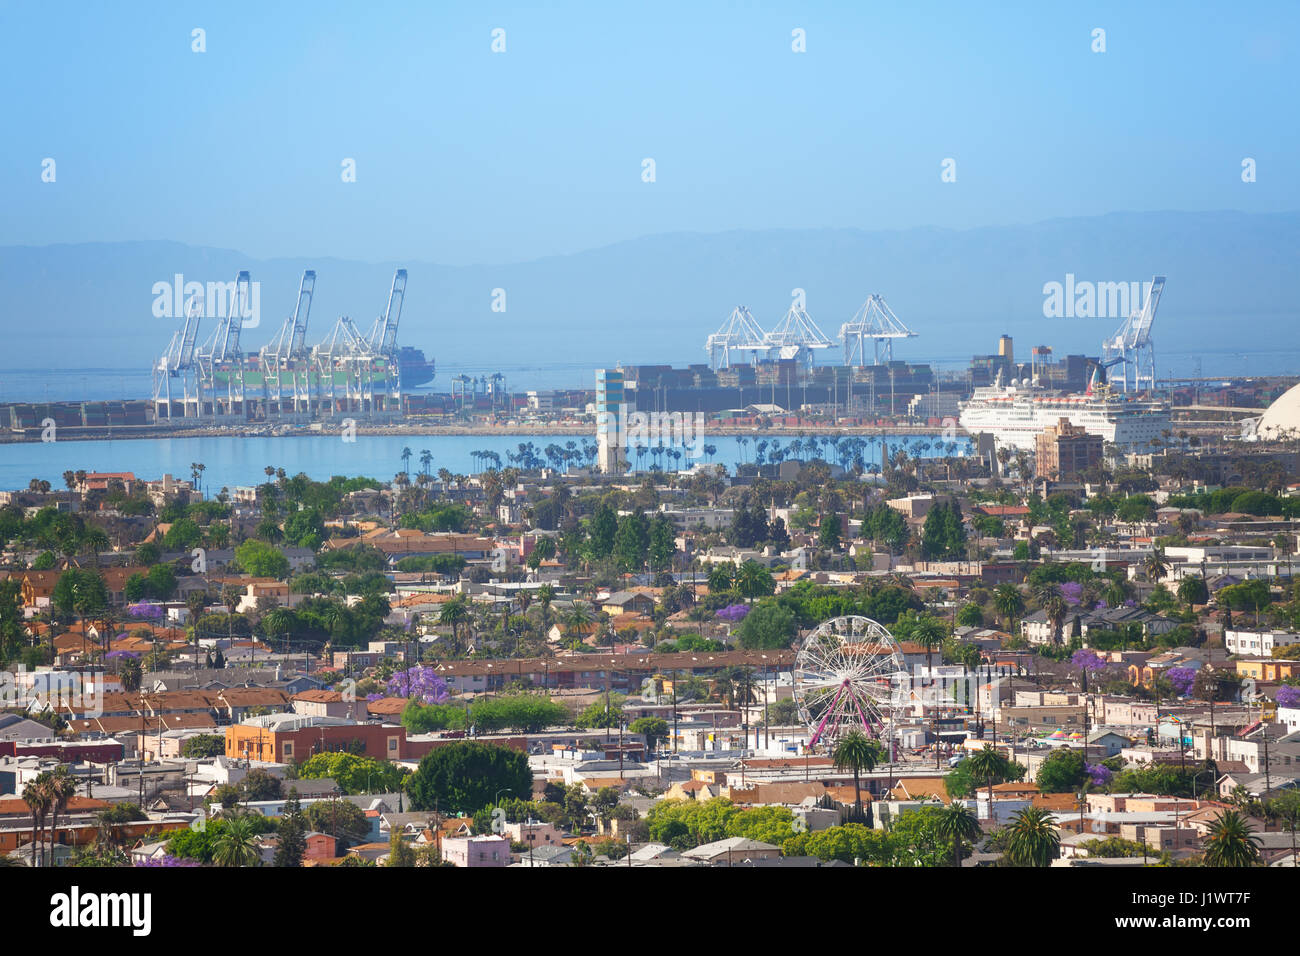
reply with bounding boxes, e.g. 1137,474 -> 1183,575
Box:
2,210 -> 1298,384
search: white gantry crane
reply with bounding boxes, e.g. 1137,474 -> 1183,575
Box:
763,303 -> 835,368
194,270 -> 255,418
152,296 -> 204,419
260,270 -> 316,415
312,270 -> 407,416
839,294 -> 916,366
1102,275 -> 1165,393
367,268 -> 407,356
705,305 -> 769,370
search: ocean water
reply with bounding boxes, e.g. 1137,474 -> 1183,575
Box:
0,432 -> 963,494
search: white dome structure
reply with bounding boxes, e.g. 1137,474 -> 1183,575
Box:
1257,382 -> 1300,440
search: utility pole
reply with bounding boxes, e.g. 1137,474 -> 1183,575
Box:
138,692 -> 146,808
672,669 -> 678,756
1262,726 -> 1272,796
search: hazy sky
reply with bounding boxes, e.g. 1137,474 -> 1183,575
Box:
3,1 -> 1296,265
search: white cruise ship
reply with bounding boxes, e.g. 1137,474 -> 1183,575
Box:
958,372 -> 1171,451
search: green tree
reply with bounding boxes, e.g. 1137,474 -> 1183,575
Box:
407,741 -> 531,815
234,539 -> 291,579
629,716 -> 670,751
51,568 -> 109,620
304,799 -> 370,851
936,801 -> 982,867
212,815 -> 263,867
1078,836 -> 1155,859
612,510 -> 650,572
956,603 -> 984,628
1202,810 -> 1262,867
144,563 -> 178,600
1177,576 -> 1209,608
162,517 -> 203,550
296,752 -> 407,794
181,734 -> 227,759
241,768 -> 283,801
274,789 -> 307,867
587,500 -> 618,560
734,602 -> 796,649
784,822 -> 894,865
470,694 -> 569,733
818,514 -> 841,551
647,513 -> 675,572
1002,807 -> 1060,867
575,694 -> 626,730
401,700 -> 467,733
1266,791 -> 1300,862
438,597 -> 472,654
992,584 -> 1024,632
387,829 -> 417,867
966,744 -> 1007,811
1035,748 -> 1089,793
921,498 -> 967,560
831,730 -> 881,822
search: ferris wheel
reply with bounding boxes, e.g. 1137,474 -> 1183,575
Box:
793,615 -> 906,748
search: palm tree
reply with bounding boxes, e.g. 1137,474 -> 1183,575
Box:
120,656 -> 142,693
1202,810 -> 1262,867
911,615 -> 945,682
44,766 -> 77,865
1002,807 -> 1060,867
212,814 -> 262,867
537,585 -> 555,628
563,602 -> 594,646
400,447 -> 412,476
937,801 -> 982,867
992,584 -> 1024,632
438,598 -> 471,655
1144,545 -> 1169,584
83,528 -> 111,568
261,607 -> 295,654
967,744 -> 1004,821
735,561 -> 772,605
22,777 -> 51,867
1043,594 -> 1069,646
831,730 -> 880,822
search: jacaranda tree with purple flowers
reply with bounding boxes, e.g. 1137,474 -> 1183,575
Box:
716,604 -> 749,623
1167,666 -> 1198,697
1277,685 -> 1300,710
386,665 -> 449,704
127,602 -> 164,620
1084,763 -> 1113,787
1071,649 -> 1108,692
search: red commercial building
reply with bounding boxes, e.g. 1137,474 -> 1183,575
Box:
225,714 -> 407,764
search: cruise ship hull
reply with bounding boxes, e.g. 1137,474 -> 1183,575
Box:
959,387 -> 1171,451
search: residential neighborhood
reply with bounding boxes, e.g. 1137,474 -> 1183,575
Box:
1,441 -> 1298,876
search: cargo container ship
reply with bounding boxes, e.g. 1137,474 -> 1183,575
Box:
398,347 -> 435,389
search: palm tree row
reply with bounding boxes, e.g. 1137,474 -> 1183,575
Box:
21,765 -> 77,867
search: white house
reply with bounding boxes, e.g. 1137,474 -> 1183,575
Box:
1224,630 -> 1300,657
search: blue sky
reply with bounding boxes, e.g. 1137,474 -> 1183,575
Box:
2,0 -> 1296,265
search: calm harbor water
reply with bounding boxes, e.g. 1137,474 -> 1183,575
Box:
0,432 -> 968,494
